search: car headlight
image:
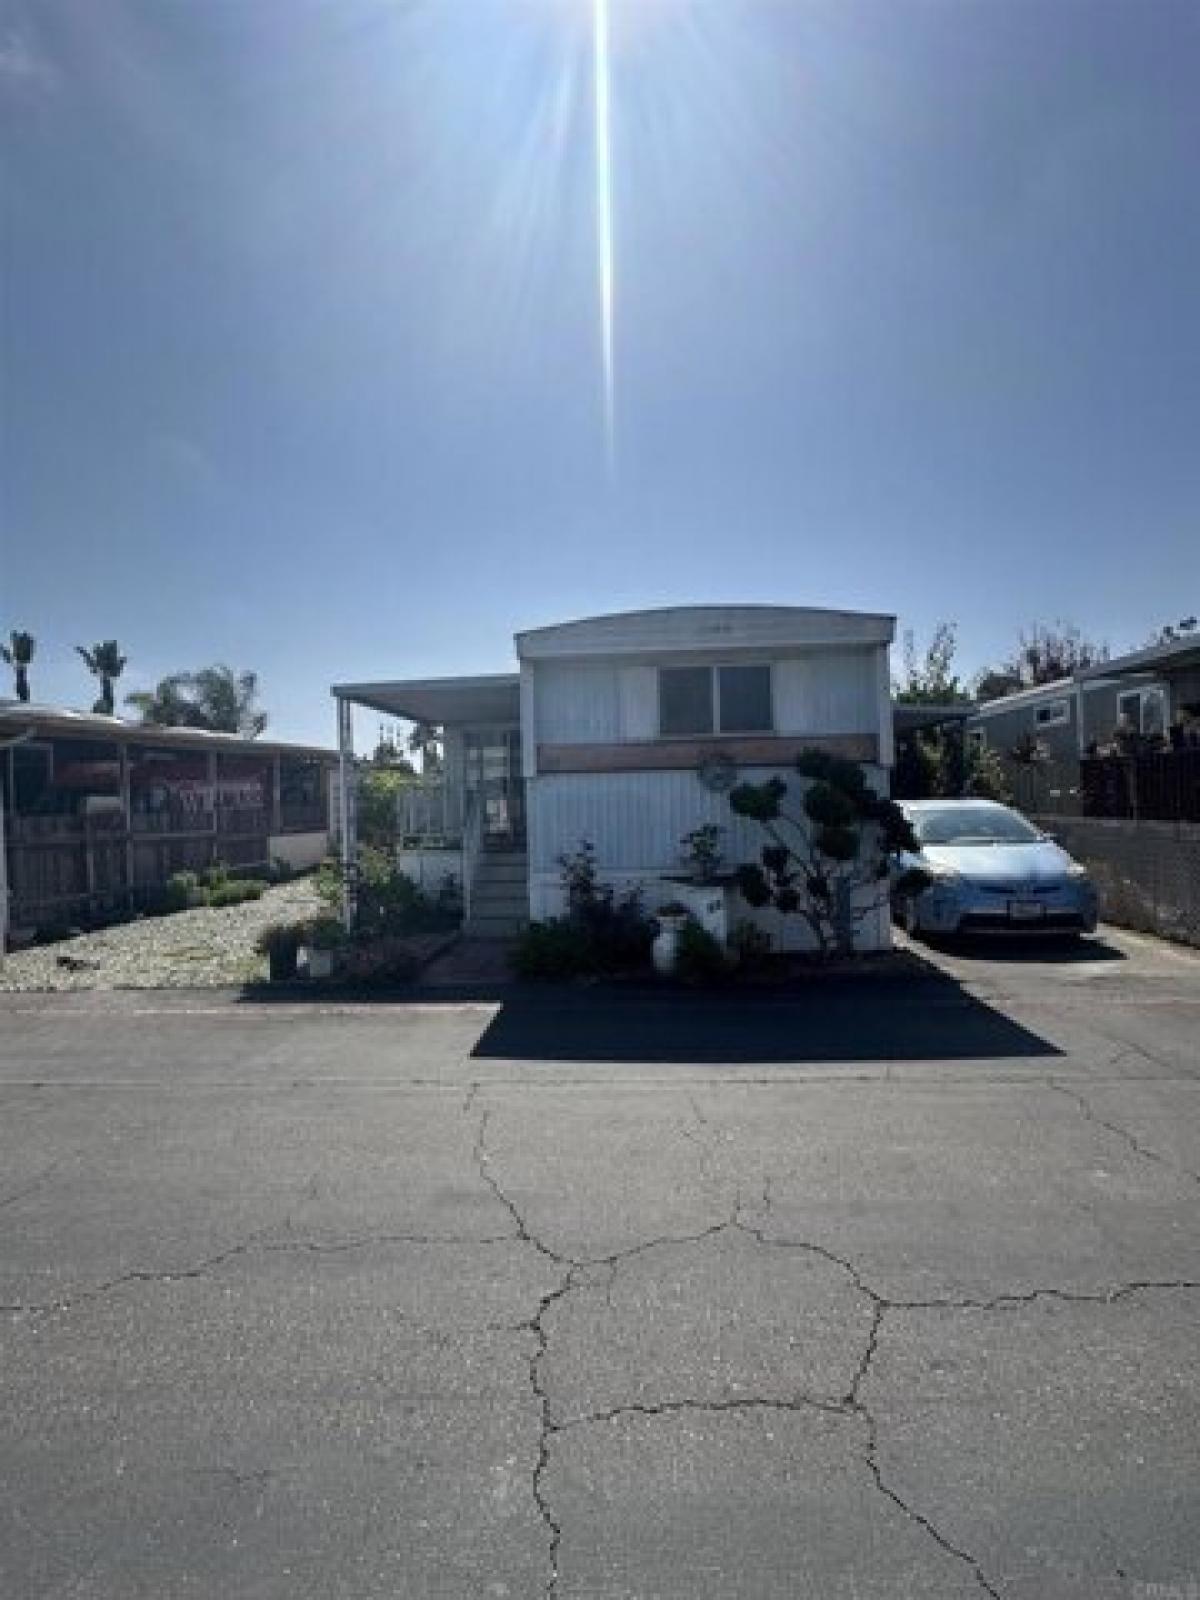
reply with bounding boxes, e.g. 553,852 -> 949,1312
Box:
1065,861 -> 1091,881
924,863 -> 962,885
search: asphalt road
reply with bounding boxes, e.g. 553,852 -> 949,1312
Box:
1,927 -> 1198,1599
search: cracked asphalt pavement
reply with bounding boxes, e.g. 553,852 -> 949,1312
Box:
1,927 -> 1198,1598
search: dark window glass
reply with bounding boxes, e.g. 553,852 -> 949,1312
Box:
660,667 -> 713,736
718,665 -> 772,732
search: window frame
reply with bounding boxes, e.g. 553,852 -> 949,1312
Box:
1117,686 -> 1168,736
1033,699 -> 1071,729
656,662 -> 775,740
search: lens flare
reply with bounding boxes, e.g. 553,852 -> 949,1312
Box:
593,0 -> 615,471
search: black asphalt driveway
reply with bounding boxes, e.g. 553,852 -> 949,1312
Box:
1,928 -> 1198,1599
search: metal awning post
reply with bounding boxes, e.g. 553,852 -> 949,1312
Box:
336,696 -> 358,932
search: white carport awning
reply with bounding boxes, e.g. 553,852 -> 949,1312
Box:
331,674 -> 520,727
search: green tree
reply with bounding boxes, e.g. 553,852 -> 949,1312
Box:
962,742 -> 1011,802
359,767 -> 416,847
125,674 -> 198,727
407,721 -> 443,774
894,623 -> 971,706
0,630 -> 35,702
978,622 -> 1107,697
76,640 -> 127,715
973,667 -> 1023,703
126,665 -> 267,736
730,750 -> 921,957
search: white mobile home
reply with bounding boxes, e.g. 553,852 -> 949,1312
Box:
333,604 -> 897,952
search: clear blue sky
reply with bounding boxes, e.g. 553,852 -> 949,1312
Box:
2,0 -> 1197,747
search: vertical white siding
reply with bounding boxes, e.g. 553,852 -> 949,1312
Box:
534,662 -> 622,742
526,767 -> 892,952
534,649 -> 883,745
618,665 -> 657,739
773,649 -> 879,735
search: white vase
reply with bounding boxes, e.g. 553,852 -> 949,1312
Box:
652,915 -> 688,976
306,948 -> 334,980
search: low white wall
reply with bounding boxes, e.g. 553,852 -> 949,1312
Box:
527,762 -> 893,954
269,831 -> 331,872
396,847 -> 462,899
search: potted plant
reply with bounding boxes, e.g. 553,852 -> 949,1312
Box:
302,915 -> 347,980
256,921 -> 301,982
652,901 -> 692,975
680,825 -> 723,883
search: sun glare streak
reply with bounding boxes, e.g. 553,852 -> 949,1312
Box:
593,0 -> 616,471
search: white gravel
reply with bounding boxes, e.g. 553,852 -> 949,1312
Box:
0,880 -> 326,992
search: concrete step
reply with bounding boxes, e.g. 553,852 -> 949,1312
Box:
475,858 -> 528,884
472,888 -> 526,908
463,914 -> 526,940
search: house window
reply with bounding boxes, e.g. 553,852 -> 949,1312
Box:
1118,687 -> 1167,737
1034,699 -> 1070,729
658,663 -> 774,738
718,664 -> 773,732
659,666 -> 714,737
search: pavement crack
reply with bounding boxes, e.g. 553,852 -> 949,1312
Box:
1048,1081 -> 1199,1185
858,1401 -> 1004,1600
891,1279 -> 1200,1313
471,1108 -> 569,1266
0,1228 -> 538,1316
552,1393 -> 850,1434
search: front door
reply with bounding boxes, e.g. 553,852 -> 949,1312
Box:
465,728 -> 525,847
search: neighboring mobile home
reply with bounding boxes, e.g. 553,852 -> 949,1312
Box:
333,604 -> 897,952
963,631 -> 1200,813
0,703 -> 336,942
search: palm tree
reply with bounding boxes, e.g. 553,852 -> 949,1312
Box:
125,674 -> 200,728
76,640 -> 127,715
0,630 -> 35,702
186,666 -> 267,736
126,664 -> 267,736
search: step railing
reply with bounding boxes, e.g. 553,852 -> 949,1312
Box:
461,792 -> 484,925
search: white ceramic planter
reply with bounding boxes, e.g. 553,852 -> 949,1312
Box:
306,948 -> 335,980
652,914 -> 689,976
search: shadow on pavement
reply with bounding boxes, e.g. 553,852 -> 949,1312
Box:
234,954 -> 1062,1065
920,932 -> 1127,966
466,970 -> 1062,1065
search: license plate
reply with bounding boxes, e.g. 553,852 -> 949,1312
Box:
1009,898 -> 1045,921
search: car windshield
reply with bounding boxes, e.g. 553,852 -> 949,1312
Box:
912,805 -> 1042,846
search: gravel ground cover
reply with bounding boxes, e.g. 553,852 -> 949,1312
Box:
0,879 -> 326,992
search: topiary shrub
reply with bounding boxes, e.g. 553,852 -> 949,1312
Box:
730,749 -> 920,957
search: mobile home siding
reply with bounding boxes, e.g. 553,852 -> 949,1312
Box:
526,765 -> 890,952
969,695 -> 1080,765
533,647 -> 883,746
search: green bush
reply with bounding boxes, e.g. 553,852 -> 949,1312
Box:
200,860 -> 229,891
305,914 -> 348,951
163,871 -> 200,912
511,919 -> 592,980
674,918 -> 731,986
207,879 -> 267,908
729,919 -> 772,973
